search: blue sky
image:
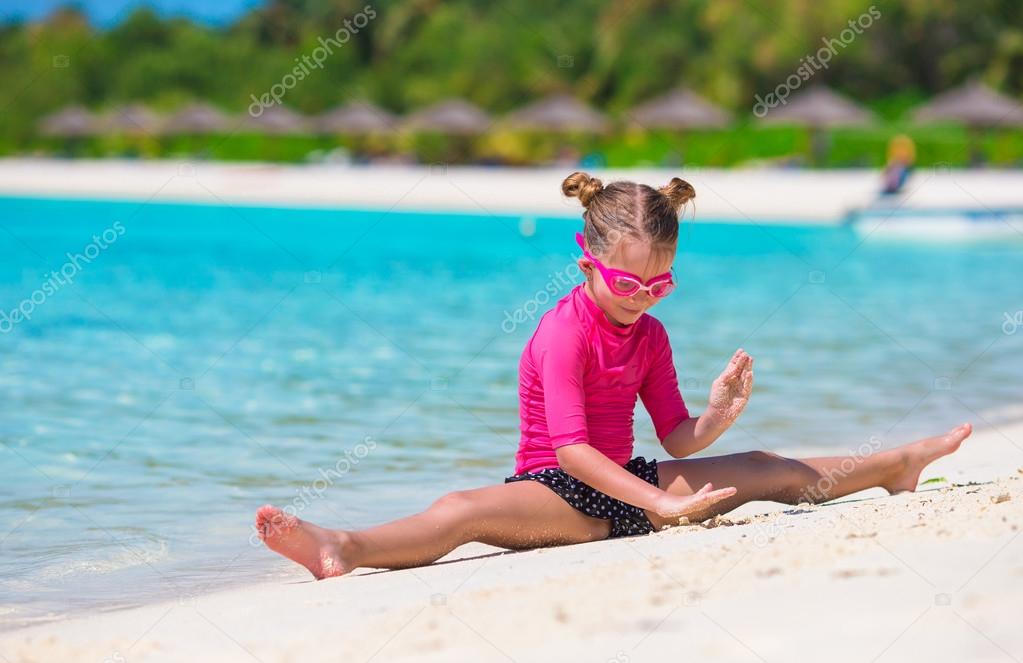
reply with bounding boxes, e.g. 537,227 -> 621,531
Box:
0,0 -> 267,26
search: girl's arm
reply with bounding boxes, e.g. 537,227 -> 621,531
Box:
556,442 -> 735,518
661,349 -> 754,458
556,443 -> 665,510
660,415 -> 727,459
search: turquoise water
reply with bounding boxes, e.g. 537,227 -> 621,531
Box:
1,195 -> 1022,628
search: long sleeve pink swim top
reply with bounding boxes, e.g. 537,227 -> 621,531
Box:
514,282 -> 690,474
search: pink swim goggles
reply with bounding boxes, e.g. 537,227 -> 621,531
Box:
575,232 -> 676,298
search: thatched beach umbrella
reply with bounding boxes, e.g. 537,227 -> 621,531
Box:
102,104 -> 164,135
627,88 -> 731,129
403,99 -> 492,135
39,106 -> 98,156
626,88 -> 732,166
39,105 -> 99,137
242,105 -> 311,135
164,102 -> 230,134
502,93 -> 610,133
912,81 -> 1023,127
912,81 -> 1023,164
316,101 -> 396,135
758,86 -> 874,165
758,86 -> 874,128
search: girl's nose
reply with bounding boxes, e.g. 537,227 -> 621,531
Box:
629,292 -> 652,307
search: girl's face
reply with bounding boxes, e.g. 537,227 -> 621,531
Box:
579,236 -> 676,327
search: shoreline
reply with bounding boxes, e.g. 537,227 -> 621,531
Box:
3,420 -> 1021,661
3,158 -> 1023,223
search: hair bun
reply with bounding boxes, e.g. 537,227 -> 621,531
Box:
561,171 -> 604,208
659,177 -> 696,210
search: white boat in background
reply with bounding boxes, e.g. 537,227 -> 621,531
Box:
845,205 -> 1023,243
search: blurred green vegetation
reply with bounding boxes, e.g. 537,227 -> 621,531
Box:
3,0 -> 1023,166
29,124 -> 1023,168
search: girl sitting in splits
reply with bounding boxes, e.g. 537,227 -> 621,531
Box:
255,171 -> 971,578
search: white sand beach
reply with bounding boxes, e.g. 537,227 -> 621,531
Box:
4,158 -> 1023,222
2,420 -> 1021,663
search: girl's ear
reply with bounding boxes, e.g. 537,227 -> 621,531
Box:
577,257 -> 592,280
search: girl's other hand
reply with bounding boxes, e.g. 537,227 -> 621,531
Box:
652,482 -> 738,520
706,348 -> 754,428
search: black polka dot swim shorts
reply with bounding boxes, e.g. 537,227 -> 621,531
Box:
504,456 -> 660,539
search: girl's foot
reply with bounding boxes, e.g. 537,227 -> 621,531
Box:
883,423 -> 973,494
255,504 -> 355,579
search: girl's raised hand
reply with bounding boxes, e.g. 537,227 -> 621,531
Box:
706,348 -> 754,428
653,482 -> 738,520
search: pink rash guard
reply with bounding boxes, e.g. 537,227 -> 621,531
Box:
514,283 -> 691,474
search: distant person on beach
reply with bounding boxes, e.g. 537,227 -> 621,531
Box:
255,172 -> 972,578
880,134 -> 916,195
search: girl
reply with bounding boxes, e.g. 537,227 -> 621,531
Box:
255,172 -> 972,579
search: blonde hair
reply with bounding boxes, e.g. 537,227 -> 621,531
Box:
561,171 -> 695,256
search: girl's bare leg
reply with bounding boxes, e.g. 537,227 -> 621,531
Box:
644,423 -> 972,530
255,480 -> 612,579
256,423 -> 972,578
